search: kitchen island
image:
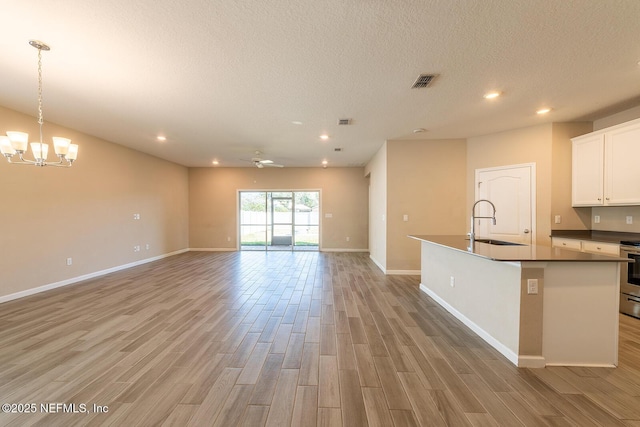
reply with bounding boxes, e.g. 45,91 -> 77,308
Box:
409,235 -> 629,368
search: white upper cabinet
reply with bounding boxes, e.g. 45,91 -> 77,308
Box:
572,133 -> 604,206
572,118 -> 640,206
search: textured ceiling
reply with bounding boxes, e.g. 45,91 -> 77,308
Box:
1,0 -> 639,167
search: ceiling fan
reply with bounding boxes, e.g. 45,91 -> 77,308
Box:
248,151 -> 284,168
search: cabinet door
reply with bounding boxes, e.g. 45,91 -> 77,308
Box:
605,121 -> 640,205
572,134 -> 604,206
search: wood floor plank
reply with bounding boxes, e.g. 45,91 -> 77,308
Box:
339,369 -> 369,426
299,342 -> 320,386
187,367 -> 242,426
318,355 -> 341,408
265,368 -> 299,427
1,251 -> 639,427
397,371 -> 447,427
240,405 -> 269,427
236,341 -> 271,384
317,407 -> 342,427
291,385 -> 318,427
362,387 -> 395,427
373,356 -> 412,410
249,353 -> 284,406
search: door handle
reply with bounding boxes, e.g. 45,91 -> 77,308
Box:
523,229 -> 530,234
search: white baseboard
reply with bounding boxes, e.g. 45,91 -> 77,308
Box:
518,356 -> 546,368
386,269 -> 420,276
369,255 -> 386,273
544,362 -> 616,368
189,248 -> 237,252
419,283 -> 521,367
0,248 -> 189,305
321,248 -> 369,253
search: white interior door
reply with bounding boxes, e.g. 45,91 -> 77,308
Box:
475,164 -> 535,245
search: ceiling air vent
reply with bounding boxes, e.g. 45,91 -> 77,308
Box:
337,118 -> 351,125
334,148 -> 343,152
411,74 -> 438,89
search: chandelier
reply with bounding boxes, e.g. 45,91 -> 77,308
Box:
0,40 -> 78,167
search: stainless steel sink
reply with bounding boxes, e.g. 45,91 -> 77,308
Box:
473,238 -> 525,246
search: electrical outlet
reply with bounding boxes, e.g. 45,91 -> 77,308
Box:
594,215 -> 600,224
145,244 -> 150,250
527,279 -> 538,295
627,216 -> 633,225
346,236 -> 350,242
133,213 -> 141,220
134,245 -> 140,252
66,257 -> 72,266
227,237 -> 231,242
403,214 -> 409,222
450,276 -> 455,287
554,215 -> 561,224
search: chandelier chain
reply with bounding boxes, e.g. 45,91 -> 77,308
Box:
37,47 -> 44,145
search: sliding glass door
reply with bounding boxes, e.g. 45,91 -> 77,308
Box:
239,191 -> 319,251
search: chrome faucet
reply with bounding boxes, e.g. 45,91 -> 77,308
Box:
468,199 -> 497,244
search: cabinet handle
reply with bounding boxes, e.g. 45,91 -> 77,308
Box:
597,247 -> 601,250
606,198 -> 610,201
562,243 -> 567,246
598,198 -> 602,201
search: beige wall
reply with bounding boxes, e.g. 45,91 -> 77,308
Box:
594,104 -> 640,130
386,139 -> 466,271
188,167 -> 369,250
364,143 -> 387,270
0,106 -> 189,300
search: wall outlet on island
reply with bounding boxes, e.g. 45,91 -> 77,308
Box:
554,215 -> 561,224
594,215 -> 600,224
527,279 -> 538,295
627,216 -> 633,225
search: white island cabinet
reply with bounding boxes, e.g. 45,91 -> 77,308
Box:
572,118 -> 640,206
410,235 -> 628,368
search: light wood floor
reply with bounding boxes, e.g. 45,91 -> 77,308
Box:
1,251 -> 640,426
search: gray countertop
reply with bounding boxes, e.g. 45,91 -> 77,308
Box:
409,235 -> 631,262
550,230 -> 640,244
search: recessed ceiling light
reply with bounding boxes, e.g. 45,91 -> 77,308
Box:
322,160 -> 328,165
483,91 -> 501,99
212,160 -> 219,165
320,134 -> 329,140
156,135 -> 167,141
292,121 -> 303,125
536,107 -> 552,115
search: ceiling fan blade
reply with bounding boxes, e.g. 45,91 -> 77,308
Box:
264,163 -> 284,168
